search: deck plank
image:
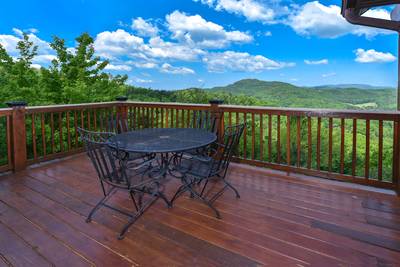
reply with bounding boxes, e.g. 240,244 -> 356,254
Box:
1,153 -> 400,266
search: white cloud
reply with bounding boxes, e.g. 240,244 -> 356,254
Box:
0,34 -> 20,54
304,59 -> 328,65
322,72 -> 336,78
287,1 -> 392,39
203,51 -> 295,73
0,29 -> 55,68
131,17 -> 159,37
166,10 -> 252,49
196,0 -> 276,23
31,64 -> 42,69
355,49 -> 396,63
104,64 -> 132,71
129,61 -> 158,69
161,63 -> 195,74
134,78 -> 153,83
94,29 -> 204,62
94,29 -> 146,59
148,36 -> 204,61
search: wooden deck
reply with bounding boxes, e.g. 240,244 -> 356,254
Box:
1,154 -> 400,266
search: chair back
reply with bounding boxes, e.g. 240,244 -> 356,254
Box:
103,114 -> 130,133
191,110 -> 217,132
78,128 -> 130,188
212,124 -> 245,176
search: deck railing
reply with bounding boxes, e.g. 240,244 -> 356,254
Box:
1,100 -> 399,193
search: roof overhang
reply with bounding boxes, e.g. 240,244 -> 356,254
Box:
342,0 -> 400,32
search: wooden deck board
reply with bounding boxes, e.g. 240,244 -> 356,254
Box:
1,153 -> 400,266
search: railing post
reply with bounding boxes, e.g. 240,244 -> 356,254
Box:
394,116 -> 400,195
6,101 -> 27,172
209,100 -> 224,142
116,96 -> 128,133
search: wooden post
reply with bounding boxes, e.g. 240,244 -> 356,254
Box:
394,116 -> 400,195
6,101 -> 27,172
116,96 -> 128,133
209,99 -> 224,142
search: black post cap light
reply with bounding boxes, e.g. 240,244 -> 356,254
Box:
209,99 -> 224,105
5,101 -> 28,107
116,96 -> 128,101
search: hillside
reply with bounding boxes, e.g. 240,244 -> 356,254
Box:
209,79 -> 397,110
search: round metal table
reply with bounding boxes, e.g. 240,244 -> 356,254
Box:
109,128 -> 217,177
110,128 -> 217,154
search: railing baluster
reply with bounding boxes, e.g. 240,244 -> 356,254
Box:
393,120 -> 399,188
287,116 -> 291,166
87,110 -> 91,131
6,115 -> 12,167
268,114 -> 272,162
186,110 -> 190,128
352,119 -> 357,176
378,120 -> 383,180
328,118 -> 333,172
176,108 -> 179,128
41,113 -> 46,156
165,109 -> 169,128
277,115 -> 281,164
50,113 -> 55,154
80,110 -> 84,129
93,109 -> 97,131
317,117 -> 321,170
307,117 -> 312,169
340,118 -> 345,174
181,108 -> 185,128
59,112 -> 63,152
146,107 -> 150,128
260,114 -> 263,161
365,119 -> 370,179
243,113 -> 247,159
31,114 -> 37,160
66,112 -> 71,151
155,108 -> 159,128
251,113 -> 255,160
99,109 -> 104,132
74,111 -> 78,147
296,116 -> 301,167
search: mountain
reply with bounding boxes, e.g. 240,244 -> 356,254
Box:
208,79 -> 397,110
313,84 -> 395,90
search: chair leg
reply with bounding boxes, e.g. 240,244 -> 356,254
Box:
178,177 -> 222,219
86,187 -> 117,223
189,187 -> 221,219
223,179 -> 240,199
157,191 -> 172,208
118,192 -> 159,240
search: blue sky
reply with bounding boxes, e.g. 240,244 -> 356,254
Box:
0,0 -> 398,89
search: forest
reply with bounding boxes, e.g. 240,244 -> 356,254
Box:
0,33 -> 396,182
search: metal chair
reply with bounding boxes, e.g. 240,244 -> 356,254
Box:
171,124 -> 245,219
190,110 -> 217,133
103,114 -> 150,162
183,110 -> 217,158
78,128 -> 171,239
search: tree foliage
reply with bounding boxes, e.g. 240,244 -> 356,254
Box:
0,32 -> 127,107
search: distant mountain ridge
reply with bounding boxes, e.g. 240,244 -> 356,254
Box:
313,84 -> 394,90
207,79 -> 396,110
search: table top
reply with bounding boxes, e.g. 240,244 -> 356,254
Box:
109,128 -> 217,153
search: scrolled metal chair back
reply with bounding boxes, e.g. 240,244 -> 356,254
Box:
78,128 -> 130,188
213,124 -> 245,176
105,114 -> 130,133
191,110 -> 216,132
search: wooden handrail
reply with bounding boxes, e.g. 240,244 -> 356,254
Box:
0,100 -> 399,194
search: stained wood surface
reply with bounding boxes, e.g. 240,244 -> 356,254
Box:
1,153 -> 400,266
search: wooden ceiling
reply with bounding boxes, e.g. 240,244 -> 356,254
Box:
346,0 -> 399,9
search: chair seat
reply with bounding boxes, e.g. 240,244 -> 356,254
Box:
179,156 -> 219,178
